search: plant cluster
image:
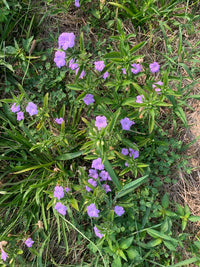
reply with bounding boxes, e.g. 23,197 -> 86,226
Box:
0,0 -> 200,266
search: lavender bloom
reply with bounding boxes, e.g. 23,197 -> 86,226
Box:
25,237 -> 34,248
75,0 -> 80,7
55,118 -> 63,124
54,50 -> 66,68
94,61 -> 105,72
75,67 -> 85,79
26,102 -> 38,116
131,63 -> 141,74
102,184 -> 111,193
114,205 -> 125,216
136,95 -> 145,103
11,103 -> 20,113
120,117 -> 135,130
86,185 -> 92,192
69,58 -> 78,70
149,62 -> 160,73
54,186 -> 64,200
17,111 -> 24,121
58,32 -> 75,50
125,162 -> 129,167
89,169 -> 98,179
121,148 -> 129,156
95,115 -> 107,130
55,202 -> 67,216
83,94 -> 95,105
152,81 -> 163,92
99,171 -> 108,181
122,68 -> 126,75
91,158 -> 104,170
86,203 -> 100,218
94,226 -> 104,238
107,174 -> 112,181
103,72 -> 109,80
1,249 -> 8,262
65,187 -> 71,193
129,148 -> 139,159
88,178 -> 97,187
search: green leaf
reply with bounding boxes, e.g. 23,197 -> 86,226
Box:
168,257 -> 199,267
163,240 -> 176,251
114,175 -> 148,200
43,93 -> 49,109
178,26 -> 182,56
0,59 -> 14,72
80,32 -> 85,52
104,158 -> 121,190
148,109 -> 155,133
174,106 -> 187,125
161,193 -> 169,209
13,162 -> 54,174
126,248 -> 140,261
108,2 -> 135,17
188,215 -> 200,222
56,151 -> 83,160
179,63 -> 193,79
147,229 -> 178,243
70,198 -> 79,211
146,238 -> 162,248
119,237 -> 133,249
67,84 -> 84,91
121,139 -> 138,151
107,108 -> 121,133
130,41 -> 147,53
111,256 -> 122,267
104,51 -> 121,59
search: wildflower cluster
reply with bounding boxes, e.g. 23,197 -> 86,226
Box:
10,102 -> 38,121
53,185 -> 71,216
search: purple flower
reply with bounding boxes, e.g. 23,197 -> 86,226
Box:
121,148 -> 129,156
103,72 -> 109,80
92,158 -> 104,170
69,58 -> 78,70
88,178 -> 97,187
54,50 -> 66,68
54,186 -> 64,200
11,103 -> 20,113
131,63 -> 141,74
86,185 -> 92,192
102,184 -> 111,193
99,171 -> 108,181
75,67 -> 85,79
75,0 -> 80,7
94,61 -> 105,72
83,94 -> 95,105
94,226 -> 104,238
1,249 -> 8,262
54,202 -> 67,216
149,62 -> 160,73
120,117 -> 135,130
17,111 -> 24,121
65,187 -> 71,193
86,203 -> 100,218
58,32 -> 75,50
152,81 -> 163,92
125,162 -> 129,167
129,148 -> 139,159
136,95 -> 145,103
55,118 -> 63,124
89,169 -> 98,179
25,237 -> 34,248
114,205 -> 125,216
122,68 -> 126,74
26,102 -> 38,116
95,115 -> 107,130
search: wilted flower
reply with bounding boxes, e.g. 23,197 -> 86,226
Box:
103,72 -> 109,80
95,116 -> 107,130
54,51 -> 66,68
25,238 -> 34,248
58,32 -> 75,50
65,187 -> 71,193
114,205 -> 125,216
1,249 -> 8,262
152,81 -> 163,92
149,61 -> 160,73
